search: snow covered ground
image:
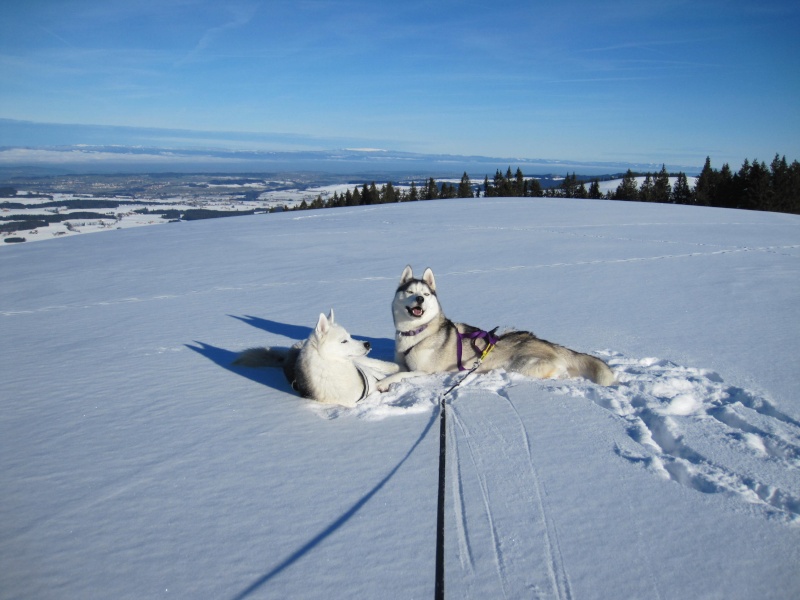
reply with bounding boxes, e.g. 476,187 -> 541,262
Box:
2,197 -> 799,599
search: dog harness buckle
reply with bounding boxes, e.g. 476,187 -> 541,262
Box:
456,327 -> 499,371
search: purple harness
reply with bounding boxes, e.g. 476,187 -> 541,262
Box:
456,327 -> 499,371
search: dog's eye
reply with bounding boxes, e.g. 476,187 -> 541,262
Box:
340,339 -> 348,344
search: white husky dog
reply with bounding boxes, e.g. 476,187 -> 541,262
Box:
385,266 -> 615,386
235,310 -> 402,407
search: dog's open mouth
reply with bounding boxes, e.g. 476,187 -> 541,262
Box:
407,306 -> 425,318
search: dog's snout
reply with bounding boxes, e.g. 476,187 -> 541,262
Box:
416,295 -> 424,304
363,341 -> 371,350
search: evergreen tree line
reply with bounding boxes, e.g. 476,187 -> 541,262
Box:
691,155 -> 800,214
291,154 -> 800,215
558,155 -> 800,214
482,167 -> 544,197
296,174 -> 476,210
595,166 -> 692,204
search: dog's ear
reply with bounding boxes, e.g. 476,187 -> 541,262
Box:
328,308 -> 335,324
315,312 -> 330,337
400,265 -> 414,284
422,267 -> 436,292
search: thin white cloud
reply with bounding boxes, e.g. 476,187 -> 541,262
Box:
176,3 -> 259,66
38,26 -> 78,49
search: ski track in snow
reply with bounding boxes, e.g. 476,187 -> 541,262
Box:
447,383 -> 574,600
460,223 -> 800,258
449,402 -> 511,599
499,392 -> 573,600
443,372 -> 574,600
318,354 -> 800,527
3,241 -> 799,317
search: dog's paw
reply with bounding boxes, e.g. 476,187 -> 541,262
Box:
377,381 -> 393,393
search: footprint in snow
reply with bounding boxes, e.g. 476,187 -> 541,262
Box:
570,352 -> 800,524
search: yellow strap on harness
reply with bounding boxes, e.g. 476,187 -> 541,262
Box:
479,340 -> 496,362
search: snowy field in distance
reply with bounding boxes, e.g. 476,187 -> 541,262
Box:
594,175 -> 698,195
1,184 -> 357,244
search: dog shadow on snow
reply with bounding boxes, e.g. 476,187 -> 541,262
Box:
185,314 -> 396,396
185,340 -> 294,393
230,314 -> 396,360
187,315 -> 433,600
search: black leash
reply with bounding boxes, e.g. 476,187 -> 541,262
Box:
434,330 -> 498,599
434,392 -> 447,600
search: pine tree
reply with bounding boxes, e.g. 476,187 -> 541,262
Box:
514,168 -> 525,196
527,178 -> 543,197
381,182 -> 398,204
670,173 -> 693,204
501,168 -> 513,196
483,175 -> 492,197
718,163 -> 735,208
614,170 -> 639,200
492,169 -> 504,196
741,159 -> 770,211
639,174 -> 654,202
457,172 -> 473,198
768,154 -> 789,212
561,172 -> 579,198
407,181 -> 419,201
588,180 -> 602,199
653,165 -> 671,203
359,182 -> 378,205
786,159 -> 800,214
694,157 -> 716,206
424,178 -> 439,200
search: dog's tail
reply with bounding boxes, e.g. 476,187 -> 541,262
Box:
569,352 -> 616,386
233,346 -> 291,368
234,345 -> 302,386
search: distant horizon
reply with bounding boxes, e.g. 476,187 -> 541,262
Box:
0,118 -> 722,178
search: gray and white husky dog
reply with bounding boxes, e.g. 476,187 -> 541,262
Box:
235,309 -> 402,407
383,266 -> 615,387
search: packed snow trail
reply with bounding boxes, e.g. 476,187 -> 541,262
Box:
448,388 -> 573,600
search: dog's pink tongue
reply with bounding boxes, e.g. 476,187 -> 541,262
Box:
412,307 -> 423,317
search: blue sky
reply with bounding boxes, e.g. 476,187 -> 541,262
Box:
1,0 -> 798,170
